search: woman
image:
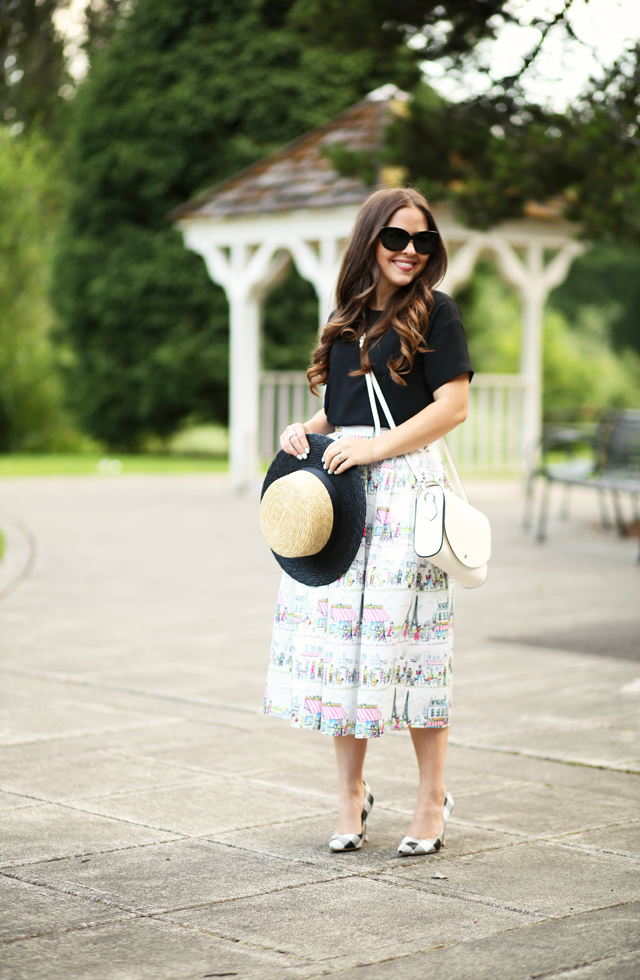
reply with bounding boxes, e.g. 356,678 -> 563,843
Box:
264,187 -> 472,854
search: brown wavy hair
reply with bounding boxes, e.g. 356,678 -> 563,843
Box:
306,187 -> 447,396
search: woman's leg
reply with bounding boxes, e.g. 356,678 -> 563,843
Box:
408,726 -> 449,839
333,734 -> 368,834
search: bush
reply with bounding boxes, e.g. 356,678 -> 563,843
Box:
54,0 -> 413,449
455,261 -> 640,421
0,128 -> 80,451
263,265 -> 319,371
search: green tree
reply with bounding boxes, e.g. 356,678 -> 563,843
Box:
263,266 -> 318,371
1,1 -> 132,138
0,0 -> 71,138
455,261 -> 640,421
51,0 -> 640,446
0,127 -> 71,450
328,42 -> 640,358
6,0 -> 524,449
382,42 -> 640,242
52,0 -> 431,447
549,244 -> 640,356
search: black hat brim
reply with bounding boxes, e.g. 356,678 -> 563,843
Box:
261,433 -> 366,587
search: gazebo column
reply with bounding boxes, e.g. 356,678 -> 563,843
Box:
180,232 -> 293,491
289,236 -> 340,331
316,237 -> 341,328
228,283 -> 261,492
180,234 -> 264,491
226,246 -> 292,492
492,237 -> 584,471
519,248 -> 546,471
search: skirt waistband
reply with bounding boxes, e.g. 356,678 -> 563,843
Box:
332,425 -> 440,456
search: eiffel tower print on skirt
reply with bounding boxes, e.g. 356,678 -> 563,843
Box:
390,687 -> 411,728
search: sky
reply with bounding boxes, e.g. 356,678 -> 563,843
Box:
420,0 -> 640,110
55,0 -> 640,111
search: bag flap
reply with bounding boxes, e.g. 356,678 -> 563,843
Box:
414,483 -> 444,557
443,491 -> 491,567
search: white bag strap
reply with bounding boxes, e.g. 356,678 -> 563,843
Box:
360,333 -> 468,503
437,427 -> 469,504
364,375 -> 382,438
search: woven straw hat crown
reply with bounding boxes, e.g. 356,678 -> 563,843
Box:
259,433 -> 366,587
259,471 -> 334,558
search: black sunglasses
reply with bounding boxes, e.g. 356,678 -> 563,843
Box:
378,226 -> 440,255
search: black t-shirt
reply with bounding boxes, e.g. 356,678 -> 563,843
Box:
323,290 -> 473,427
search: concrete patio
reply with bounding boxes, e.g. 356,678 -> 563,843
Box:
0,472 -> 638,979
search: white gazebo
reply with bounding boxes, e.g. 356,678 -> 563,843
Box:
173,88 -> 583,491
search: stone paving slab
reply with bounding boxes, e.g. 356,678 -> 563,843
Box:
82,663 -> 265,708
0,802 -> 180,868
68,774 -> 336,837
0,790 -> 46,812
7,838 -> 347,915
318,901 -> 640,980
465,725 -> 640,772
0,685 -> 178,747
441,781 -> 639,837
106,718 -> 334,776
380,838 -> 639,917
0,508 -> 32,599
2,671 -> 268,730
0,744 -> 219,803
0,875 -> 129,943
159,875 -> 527,970
0,915 -> 323,980
562,821 -> 640,857
212,810 -> 522,872
545,951 -> 640,980
514,619 -> 640,661
443,743 -> 640,799
454,650 -> 640,704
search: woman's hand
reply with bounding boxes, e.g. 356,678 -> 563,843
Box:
279,409 -> 334,458
322,436 -> 375,474
279,422 -> 310,459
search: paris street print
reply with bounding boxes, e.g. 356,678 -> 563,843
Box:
264,426 -> 453,739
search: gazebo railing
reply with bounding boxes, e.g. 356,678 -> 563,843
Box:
445,373 -> 525,471
260,371 -> 323,461
260,370 -> 526,471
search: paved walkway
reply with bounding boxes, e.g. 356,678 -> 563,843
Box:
0,473 -> 639,980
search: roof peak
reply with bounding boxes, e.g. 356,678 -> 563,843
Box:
171,95 -> 398,223
366,83 -> 412,103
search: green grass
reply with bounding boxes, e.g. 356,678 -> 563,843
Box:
0,454 -> 229,477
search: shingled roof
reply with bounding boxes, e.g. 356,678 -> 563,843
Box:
171,93 -> 403,221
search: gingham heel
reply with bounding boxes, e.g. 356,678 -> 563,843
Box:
397,790 -> 454,856
329,781 -> 374,852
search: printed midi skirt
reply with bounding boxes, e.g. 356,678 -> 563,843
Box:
264,425 -> 453,739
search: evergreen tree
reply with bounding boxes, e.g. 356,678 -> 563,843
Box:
389,46 -> 640,248
0,128 -> 69,450
52,0 -> 526,447
0,1 -> 133,137
52,0 -> 411,446
549,244 -> 640,356
1,0 -> 71,138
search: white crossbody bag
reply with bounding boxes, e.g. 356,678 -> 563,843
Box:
363,363 -> 491,589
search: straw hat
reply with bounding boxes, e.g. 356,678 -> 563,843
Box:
260,434 -> 366,587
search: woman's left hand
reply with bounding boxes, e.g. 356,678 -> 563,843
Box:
322,436 -> 375,474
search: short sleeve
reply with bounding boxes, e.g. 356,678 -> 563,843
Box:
423,293 -> 473,394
